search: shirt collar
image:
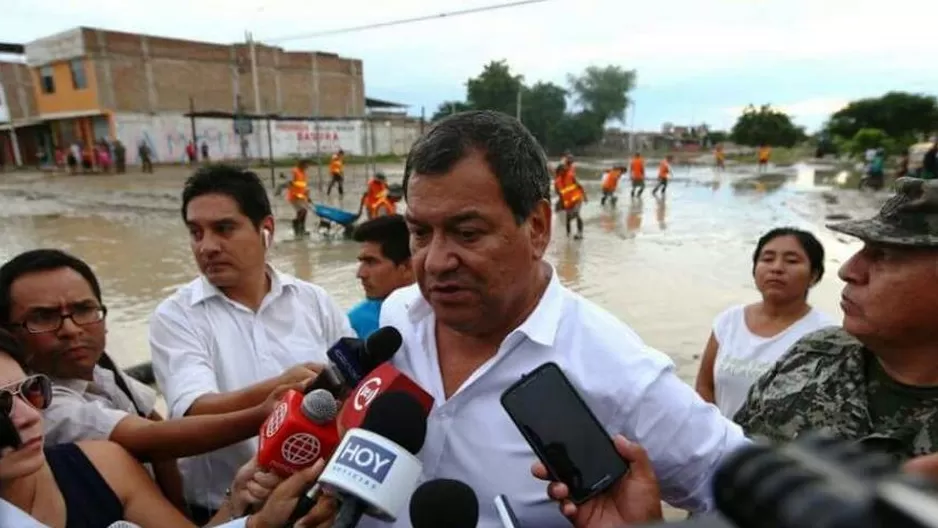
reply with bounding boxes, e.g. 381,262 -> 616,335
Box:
406,262 -> 564,347
189,264 -> 294,307
51,364 -> 113,395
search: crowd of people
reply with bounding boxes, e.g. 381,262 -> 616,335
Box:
2,109 -> 938,528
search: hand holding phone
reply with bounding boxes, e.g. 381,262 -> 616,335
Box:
500,362 -> 629,504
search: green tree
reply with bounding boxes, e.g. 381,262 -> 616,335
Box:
466,60 -> 523,117
849,128 -> 891,156
705,130 -> 729,145
549,111 -> 606,153
431,100 -> 472,122
520,82 -> 567,151
731,104 -> 806,147
825,92 -> 938,140
567,65 -> 636,123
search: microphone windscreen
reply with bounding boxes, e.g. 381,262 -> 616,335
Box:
409,479 -> 479,528
300,389 -> 339,423
106,522 -> 143,528
363,326 -> 403,366
359,390 -> 428,454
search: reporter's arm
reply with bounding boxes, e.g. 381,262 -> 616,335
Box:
78,440 -> 196,528
694,332 -> 719,404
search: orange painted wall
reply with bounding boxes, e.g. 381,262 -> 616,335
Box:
31,57 -> 101,115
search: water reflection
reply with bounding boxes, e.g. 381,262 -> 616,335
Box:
0,164 -> 866,384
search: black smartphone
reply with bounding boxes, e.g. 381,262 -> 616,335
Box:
501,362 -> 629,504
0,411 -> 22,450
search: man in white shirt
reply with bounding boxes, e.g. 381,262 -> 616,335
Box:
149,165 -> 355,521
365,110 -> 748,527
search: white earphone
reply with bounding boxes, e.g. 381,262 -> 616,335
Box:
262,228 -> 271,249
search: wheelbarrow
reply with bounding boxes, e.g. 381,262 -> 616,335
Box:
312,202 -> 363,239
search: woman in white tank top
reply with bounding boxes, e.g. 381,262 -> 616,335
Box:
694,227 -> 837,420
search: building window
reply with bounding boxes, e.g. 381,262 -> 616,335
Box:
69,59 -> 87,90
40,66 -> 55,94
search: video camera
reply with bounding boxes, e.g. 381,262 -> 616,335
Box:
642,433 -> 938,528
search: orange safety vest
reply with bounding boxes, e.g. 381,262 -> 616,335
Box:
630,158 -> 645,181
330,155 -> 343,175
715,148 -> 725,161
758,147 -> 770,162
364,179 -> 395,218
287,167 -> 308,201
658,160 -> 671,180
554,170 -> 584,210
602,169 -> 622,192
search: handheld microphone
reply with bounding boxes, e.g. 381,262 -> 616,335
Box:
410,479 -> 480,528
338,361 -> 434,432
304,326 -> 403,398
317,391 -> 429,527
256,388 -> 339,478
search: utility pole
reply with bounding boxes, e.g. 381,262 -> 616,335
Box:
516,86 -> 522,123
248,31 -> 263,166
420,106 -> 425,135
188,96 -> 197,149
0,66 -> 23,167
312,54 -> 323,190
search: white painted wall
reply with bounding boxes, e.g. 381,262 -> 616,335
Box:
112,113 -> 420,164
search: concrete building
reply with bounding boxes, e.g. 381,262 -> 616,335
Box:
0,58 -> 43,167
20,27 -> 416,164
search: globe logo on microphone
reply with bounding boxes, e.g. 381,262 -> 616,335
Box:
281,433 -> 322,466
335,436 -> 397,485
353,377 -> 382,411
263,401 -> 289,439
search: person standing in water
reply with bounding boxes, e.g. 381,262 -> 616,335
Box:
694,227 -> 835,419
553,160 -> 586,239
600,165 -> 625,206
286,159 -> 311,236
630,152 -> 646,198
652,155 -> 672,197
715,144 -> 726,172
757,144 -> 771,173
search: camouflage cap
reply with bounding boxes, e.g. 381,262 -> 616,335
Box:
827,177 -> 938,247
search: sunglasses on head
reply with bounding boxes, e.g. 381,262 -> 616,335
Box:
0,374 -> 52,416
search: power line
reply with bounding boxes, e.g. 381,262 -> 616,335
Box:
266,0 -> 551,44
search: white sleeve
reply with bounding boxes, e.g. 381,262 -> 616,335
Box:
616,365 -> 750,512
149,300 -> 218,418
43,390 -> 131,444
318,289 -> 356,343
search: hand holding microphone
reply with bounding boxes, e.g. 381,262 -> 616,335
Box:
257,389 -> 340,478
305,327 -> 403,399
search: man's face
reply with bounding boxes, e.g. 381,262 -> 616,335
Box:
185,193 -> 272,289
356,241 -> 413,300
839,242 -> 938,348
8,267 -> 106,380
405,152 -> 551,334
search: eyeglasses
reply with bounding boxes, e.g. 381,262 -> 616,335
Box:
0,374 -> 52,416
16,305 -> 107,334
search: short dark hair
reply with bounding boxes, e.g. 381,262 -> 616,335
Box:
752,227 -> 826,282
403,110 -> 550,224
181,165 -> 272,227
352,215 -> 411,265
0,328 -> 29,370
0,249 -> 103,325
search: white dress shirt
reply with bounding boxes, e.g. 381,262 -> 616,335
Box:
0,499 -> 48,527
362,268 -> 749,528
43,364 -> 158,445
149,267 -> 355,510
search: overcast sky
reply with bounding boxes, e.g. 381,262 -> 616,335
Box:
3,0 -> 936,132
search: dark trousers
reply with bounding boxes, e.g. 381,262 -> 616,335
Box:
327,173 -> 344,196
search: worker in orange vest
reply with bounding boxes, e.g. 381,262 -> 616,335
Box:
630,152 -> 646,198
553,160 -> 586,239
361,172 -> 396,219
327,149 -> 345,196
715,144 -> 725,172
287,159 -> 311,236
601,166 -> 626,206
758,144 -> 771,173
653,155 -> 673,197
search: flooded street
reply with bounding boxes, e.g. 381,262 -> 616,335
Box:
0,162 -> 883,384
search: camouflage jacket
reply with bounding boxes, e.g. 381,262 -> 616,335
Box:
733,327 -> 938,461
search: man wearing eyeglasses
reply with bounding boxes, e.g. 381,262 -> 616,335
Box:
0,249 -> 305,519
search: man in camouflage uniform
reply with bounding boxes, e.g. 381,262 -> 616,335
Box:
735,177 -> 938,462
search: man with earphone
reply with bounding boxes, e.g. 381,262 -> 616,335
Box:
149,165 -> 357,522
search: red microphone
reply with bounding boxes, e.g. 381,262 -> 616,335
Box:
338,362 -> 434,432
257,388 -> 340,478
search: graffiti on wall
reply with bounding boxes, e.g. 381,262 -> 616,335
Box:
113,113 -> 367,164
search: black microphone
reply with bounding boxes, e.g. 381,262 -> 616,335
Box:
303,326 -> 403,398
410,479 -> 480,528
